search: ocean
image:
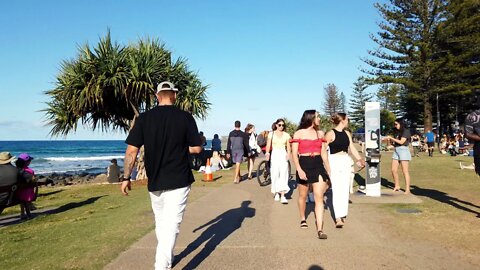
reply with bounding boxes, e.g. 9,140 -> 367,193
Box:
0,140 -> 213,175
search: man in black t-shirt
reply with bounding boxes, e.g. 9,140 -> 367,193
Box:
122,81 -> 202,269
226,120 -> 249,183
465,92 -> 480,176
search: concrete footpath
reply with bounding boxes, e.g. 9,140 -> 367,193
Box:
105,178 -> 475,270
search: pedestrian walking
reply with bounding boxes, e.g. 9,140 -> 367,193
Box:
290,110 -> 330,238
265,118 -> 292,204
424,128 -> 436,157
121,81 -> 203,270
465,91 -> 480,176
245,124 -> 259,180
325,113 -> 365,228
226,120 -> 250,183
385,118 -> 412,194
411,133 -> 421,157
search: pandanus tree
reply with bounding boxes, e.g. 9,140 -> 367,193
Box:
44,31 -> 210,179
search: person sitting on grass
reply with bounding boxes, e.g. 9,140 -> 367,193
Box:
0,152 -> 18,207
107,159 -> 121,183
210,151 -> 227,171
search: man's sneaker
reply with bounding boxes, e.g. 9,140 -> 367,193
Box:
274,193 -> 280,201
280,196 -> 288,204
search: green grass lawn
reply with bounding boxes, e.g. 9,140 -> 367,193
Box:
0,166 -> 241,270
1,153 -> 478,269
365,150 -> 480,255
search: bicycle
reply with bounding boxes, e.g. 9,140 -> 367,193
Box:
256,159 -> 292,186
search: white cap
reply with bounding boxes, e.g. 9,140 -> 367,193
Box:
156,81 -> 178,94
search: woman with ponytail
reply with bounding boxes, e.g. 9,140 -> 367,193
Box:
325,113 -> 365,228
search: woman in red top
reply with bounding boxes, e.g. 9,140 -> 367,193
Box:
291,110 -> 330,239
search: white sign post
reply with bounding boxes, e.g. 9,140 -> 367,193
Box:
364,102 -> 381,197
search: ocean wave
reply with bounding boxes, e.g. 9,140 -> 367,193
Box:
43,155 -> 124,162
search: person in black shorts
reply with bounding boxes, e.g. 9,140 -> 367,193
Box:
465,91 -> 480,176
122,81 -> 203,269
226,121 -> 250,183
291,110 -> 330,239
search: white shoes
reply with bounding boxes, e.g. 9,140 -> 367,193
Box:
274,193 -> 280,201
460,162 -> 464,170
280,196 -> 288,204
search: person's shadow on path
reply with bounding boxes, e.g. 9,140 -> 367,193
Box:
410,185 -> 480,218
174,200 -> 255,269
381,178 -> 479,218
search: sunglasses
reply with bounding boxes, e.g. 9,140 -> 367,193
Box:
277,123 -> 284,127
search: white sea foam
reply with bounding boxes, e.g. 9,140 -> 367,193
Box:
44,155 -> 124,162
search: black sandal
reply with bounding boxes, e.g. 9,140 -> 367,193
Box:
300,220 -> 308,229
317,231 -> 328,239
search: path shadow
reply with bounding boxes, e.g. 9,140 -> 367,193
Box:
285,180 -> 297,199
174,200 -> 255,269
324,189 -> 335,221
381,178 -> 479,217
304,188 -> 334,223
308,265 -> 325,270
380,177 -> 395,189
410,185 -> 479,218
42,196 -> 105,215
0,196 -> 105,227
37,189 -> 64,197
354,174 -> 366,187
212,176 -> 222,181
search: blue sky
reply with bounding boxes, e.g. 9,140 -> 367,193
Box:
0,0 -> 384,140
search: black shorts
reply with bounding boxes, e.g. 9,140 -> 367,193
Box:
427,142 -> 435,148
296,155 -> 330,184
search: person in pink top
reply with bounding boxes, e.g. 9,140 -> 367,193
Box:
15,153 -> 35,219
291,110 -> 330,239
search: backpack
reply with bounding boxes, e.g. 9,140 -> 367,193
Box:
257,134 -> 267,147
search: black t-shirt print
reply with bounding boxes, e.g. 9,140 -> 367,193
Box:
125,105 -> 201,191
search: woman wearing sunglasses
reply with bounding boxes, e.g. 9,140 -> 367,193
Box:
291,110 -> 330,239
265,118 -> 292,204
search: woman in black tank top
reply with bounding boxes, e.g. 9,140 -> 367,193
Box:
325,113 -> 365,228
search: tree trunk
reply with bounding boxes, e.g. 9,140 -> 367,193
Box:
129,115 -> 148,182
423,93 -> 433,131
135,146 -> 147,181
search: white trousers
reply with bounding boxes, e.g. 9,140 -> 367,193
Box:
270,148 -> 290,194
330,154 -> 351,219
149,185 -> 190,270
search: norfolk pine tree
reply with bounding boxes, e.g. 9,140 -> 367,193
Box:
438,0 -> 480,118
363,0 -> 449,131
323,83 -> 342,116
349,77 -> 373,126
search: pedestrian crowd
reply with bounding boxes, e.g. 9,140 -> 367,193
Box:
2,81 -> 477,270
223,110 -> 368,240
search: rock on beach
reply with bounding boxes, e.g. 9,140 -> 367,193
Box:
36,172 -> 109,186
